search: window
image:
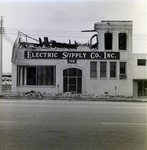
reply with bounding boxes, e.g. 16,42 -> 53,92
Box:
90,34 -> 98,49
37,66 -> 55,85
63,68 -> 82,77
119,33 -> 127,50
105,33 -> 112,50
17,66 -> 56,86
17,66 -> 27,85
120,62 -> 127,79
27,67 -> 36,85
137,59 -> 146,66
90,62 -> 97,78
100,62 -> 107,78
110,62 -> 117,78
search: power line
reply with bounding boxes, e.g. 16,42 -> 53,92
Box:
4,27 -> 147,36
3,34 -> 14,45
4,32 -> 147,41
3,16 -> 147,23
1,25 -> 146,42
3,16 -> 100,23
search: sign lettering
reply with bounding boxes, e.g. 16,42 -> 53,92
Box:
24,51 -> 120,60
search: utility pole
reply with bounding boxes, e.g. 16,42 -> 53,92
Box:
0,16 -> 3,96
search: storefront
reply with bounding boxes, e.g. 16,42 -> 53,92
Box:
12,20 -> 136,97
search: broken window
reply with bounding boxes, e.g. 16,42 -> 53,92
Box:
100,62 -> 107,78
90,62 -> 97,78
90,34 -> 98,49
110,62 -> 117,78
119,62 -> 127,79
105,33 -> 112,50
137,59 -> 146,66
119,33 -> 127,50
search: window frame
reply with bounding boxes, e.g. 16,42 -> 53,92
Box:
17,65 -> 56,86
110,62 -> 117,78
137,59 -> 146,66
119,62 -> 127,79
119,33 -> 127,50
90,62 -> 97,78
105,32 -> 112,50
100,62 -> 107,78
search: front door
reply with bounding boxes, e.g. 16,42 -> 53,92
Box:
68,77 -> 77,92
63,68 -> 82,93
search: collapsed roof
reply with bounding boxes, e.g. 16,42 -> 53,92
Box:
11,31 -> 98,62
15,31 -> 98,49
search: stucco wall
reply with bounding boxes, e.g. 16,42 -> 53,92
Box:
133,54 -> 147,79
11,21 -> 133,97
11,48 -> 133,96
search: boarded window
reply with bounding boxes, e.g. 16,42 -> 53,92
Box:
105,33 -> 112,50
90,62 -> 97,78
100,62 -> 107,78
137,59 -> 146,66
110,62 -> 117,78
119,33 -> 127,50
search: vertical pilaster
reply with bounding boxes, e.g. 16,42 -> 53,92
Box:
20,66 -> 23,85
99,31 -> 104,51
107,61 -> 110,79
113,31 -> 118,51
24,66 -> 27,85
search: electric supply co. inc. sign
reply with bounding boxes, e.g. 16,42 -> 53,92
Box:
24,51 -> 120,60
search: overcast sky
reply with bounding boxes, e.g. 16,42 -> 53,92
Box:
0,0 -> 147,73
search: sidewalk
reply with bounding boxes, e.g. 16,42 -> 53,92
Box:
0,95 -> 147,102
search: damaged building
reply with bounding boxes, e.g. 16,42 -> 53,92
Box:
11,20 -> 147,99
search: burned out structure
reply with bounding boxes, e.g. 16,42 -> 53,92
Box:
11,20 -> 147,99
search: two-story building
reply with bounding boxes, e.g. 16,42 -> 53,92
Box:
11,20 -> 146,99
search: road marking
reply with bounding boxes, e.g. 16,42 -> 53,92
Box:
102,122 -> 147,126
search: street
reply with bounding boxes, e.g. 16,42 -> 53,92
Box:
0,100 -> 147,150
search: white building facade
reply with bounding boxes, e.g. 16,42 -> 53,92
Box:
11,20 -> 137,97
133,54 -> 147,99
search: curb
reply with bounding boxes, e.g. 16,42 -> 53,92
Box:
0,96 -> 147,102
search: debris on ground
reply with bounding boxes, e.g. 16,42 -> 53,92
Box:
1,90 -> 134,101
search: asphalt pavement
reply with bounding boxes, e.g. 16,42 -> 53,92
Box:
0,100 -> 147,150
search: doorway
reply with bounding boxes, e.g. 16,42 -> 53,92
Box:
63,68 -> 82,93
138,81 -> 147,96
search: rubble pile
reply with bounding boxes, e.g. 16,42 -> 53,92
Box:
2,90 -> 111,100
2,84 -> 11,91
